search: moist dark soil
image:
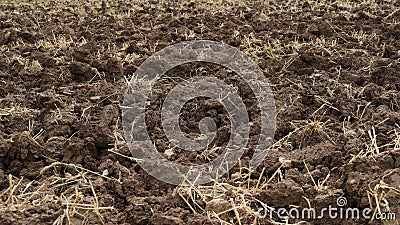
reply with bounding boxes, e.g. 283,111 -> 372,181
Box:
0,0 -> 399,224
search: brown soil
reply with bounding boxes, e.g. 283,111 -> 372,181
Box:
0,0 -> 399,225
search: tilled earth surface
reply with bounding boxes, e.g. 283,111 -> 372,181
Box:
0,0 -> 399,224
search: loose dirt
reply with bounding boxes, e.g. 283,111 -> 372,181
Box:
0,0 -> 399,224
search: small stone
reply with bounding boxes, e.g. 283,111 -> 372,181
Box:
205,198 -> 231,214
348,179 -> 356,185
164,149 -> 174,157
102,169 -> 109,176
